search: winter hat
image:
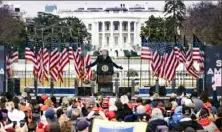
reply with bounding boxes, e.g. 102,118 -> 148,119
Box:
120,95 -> 129,104
199,108 -> 209,119
41,94 -> 48,101
76,119 -> 90,131
45,108 -> 55,120
151,108 -> 163,119
137,105 -> 146,115
88,96 -> 96,106
181,98 -> 192,106
105,111 -> 116,120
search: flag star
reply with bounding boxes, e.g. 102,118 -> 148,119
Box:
215,52 -> 221,59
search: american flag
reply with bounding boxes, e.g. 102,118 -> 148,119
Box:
84,52 -> 93,80
50,39 -> 60,81
74,48 -> 84,79
151,40 -> 163,76
25,36 -> 34,63
68,38 -> 74,61
58,42 -> 69,83
141,36 -> 152,60
174,36 -> 186,63
6,46 -> 19,78
184,36 -> 199,78
197,37 -> 205,75
163,43 -> 179,81
192,34 -> 201,61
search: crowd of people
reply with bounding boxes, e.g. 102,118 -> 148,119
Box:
0,84 -> 221,132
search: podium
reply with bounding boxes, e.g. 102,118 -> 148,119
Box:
98,75 -> 112,83
97,75 -> 113,96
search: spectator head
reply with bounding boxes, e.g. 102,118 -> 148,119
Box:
45,108 -> 55,121
177,85 -> 186,96
70,109 -> 80,120
217,107 -> 222,117
28,121 -> 37,131
191,91 -> 198,98
115,99 -> 123,110
97,95 -> 103,104
127,92 -> 132,100
56,108 -> 64,119
50,96 -> 57,105
41,94 -> 48,101
182,106 -> 191,117
199,108 -> 209,119
137,105 -> 146,115
12,97 -> 20,109
200,92 -> 210,103
120,95 -> 129,104
49,122 -> 61,132
136,97 -> 143,104
88,96 -> 96,107
5,101 -> 15,111
151,108 -> 163,119
44,99 -> 52,107
169,93 -> 177,102
76,119 -> 90,132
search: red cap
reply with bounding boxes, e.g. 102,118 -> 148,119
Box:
105,111 -> 116,120
144,104 -> 152,113
203,102 -> 212,108
92,107 -> 99,112
41,94 -> 48,100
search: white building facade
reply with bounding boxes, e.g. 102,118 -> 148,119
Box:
45,4 -> 164,56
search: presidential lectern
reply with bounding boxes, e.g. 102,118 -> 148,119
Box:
85,49 -> 123,95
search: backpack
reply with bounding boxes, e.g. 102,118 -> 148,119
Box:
155,125 -> 168,132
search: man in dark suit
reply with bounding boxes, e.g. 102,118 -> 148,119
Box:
85,48 -> 123,74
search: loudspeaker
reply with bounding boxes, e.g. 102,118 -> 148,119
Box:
14,78 -> 21,95
77,87 -> 91,96
119,87 -> 131,96
149,85 -> 166,96
196,78 -> 203,95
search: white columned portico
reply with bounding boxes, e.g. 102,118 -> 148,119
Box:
128,21 -> 131,45
134,21 -> 137,46
110,21 -> 114,49
93,21 -> 98,48
119,21 -> 123,48
102,21 -> 105,47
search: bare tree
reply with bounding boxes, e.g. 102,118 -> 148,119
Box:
184,2 -> 222,45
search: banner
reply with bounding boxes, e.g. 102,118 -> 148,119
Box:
92,119 -> 147,132
205,45 -> 222,94
0,46 -> 5,93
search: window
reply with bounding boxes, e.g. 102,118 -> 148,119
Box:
123,23 -> 127,31
107,37 -> 109,45
114,23 -> 118,30
124,37 -> 126,43
99,23 -> 102,31
88,24 -> 92,30
106,23 -> 109,30
114,37 -> 118,45
131,23 -> 134,31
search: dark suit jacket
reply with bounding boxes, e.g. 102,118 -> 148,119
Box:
87,55 -> 120,75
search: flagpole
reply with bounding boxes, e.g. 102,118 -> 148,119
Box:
34,28 -> 38,96
60,27 -> 63,88
148,27 -> 151,87
25,27 -> 27,88
69,28 -> 72,88
50,27 -> 54,96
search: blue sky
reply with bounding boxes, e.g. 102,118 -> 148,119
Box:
3,1 -> 218,17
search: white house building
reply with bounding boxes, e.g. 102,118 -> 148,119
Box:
45,4 -> 164,56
